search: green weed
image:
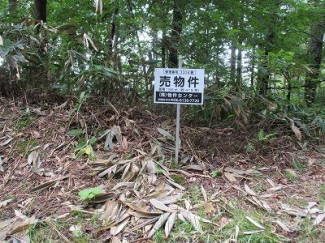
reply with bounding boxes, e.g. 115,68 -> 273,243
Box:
171,174 -> 186,184
169,160 -> 180,169
167,220 -> 194,242
211,170 -> 221,178
284,169 -> 298,181
16,139 -> 37,154
317,184 -> 325,206
16,115 -> 36,130
153,229 -> 166,242
29,220 -> 69,242
78,187 -> 103,201
291,158 -> 306,172
258,130 -> 277,142
286,196 -> 308,208
246,142 -> 255,153
296,217 -> 325,242
219,209 -> 288,243
187,185 -> 202,204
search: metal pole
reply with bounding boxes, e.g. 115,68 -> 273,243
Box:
175,56 -> 182,165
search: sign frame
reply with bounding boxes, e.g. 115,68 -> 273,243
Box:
153,68 -> 205,105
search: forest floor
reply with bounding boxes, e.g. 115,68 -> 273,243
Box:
1,97 -> 325,243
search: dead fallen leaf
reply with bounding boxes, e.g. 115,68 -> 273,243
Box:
0,199 -> 13,208
165,212 -> 176,237
147,213 -> 170,238
314,213 -> 325,226
201,185 -> 208,202
289,118 -> 302,141
274,220 -> 292,232
30,180 -> 56,193
285,169 -> 298,179
308,158 -> 316,166
244,184 -> 257,196
245,216 -> 265,230
203,202 -> 215,214
218,217 -> 229,230
243,230 -> 264,235
224,172 -> 237,182
180,210 -> 201,231
0,136 -> 13,146
268,185 -> 284,192
0,156 -> 3,172
110,217 -> 130,236
157,128 -> 174,140
149,199 -> 173,213
266,178 -> 276,187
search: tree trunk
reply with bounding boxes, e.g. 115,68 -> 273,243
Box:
257,1 -> 280,96
258,31 -> 274,96
236,43 -> 242,87
9,0 -> 18,13
35,0 -> 47,22
287,79 -> 291,103
305,3 -> 325,106
250,46 -> 256,88
162,30 -> 166,68
230,42 -> 236,85
168,0 -> 184,68
108,7 -> 119,66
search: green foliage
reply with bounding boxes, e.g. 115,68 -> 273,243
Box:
68,129 -> 83,137
170,174 -> 186,184
219,209 -> 288,243
291,158 -> 306,172
187,185 -> 201,205
153,229 -> 165,242
1,0 -> 325,138
74,135 -> 97,159
78,187 -> 102,201
246,142 -> 255,153
296,217 -> 325,242
16,139 -> 37,154
16,115 -> 36,130
211,170 -> 220,178
285,169 -> 298,181
257,130 -> 277,142
155,167 -> 165,175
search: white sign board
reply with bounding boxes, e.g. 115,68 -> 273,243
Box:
154,68 -> 205,105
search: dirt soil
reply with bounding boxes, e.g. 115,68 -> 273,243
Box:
1,98 -> 325,242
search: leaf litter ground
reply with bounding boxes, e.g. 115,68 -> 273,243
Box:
0,98 -> 325,242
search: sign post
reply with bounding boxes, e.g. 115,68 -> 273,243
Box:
175,57 -> 182,164
154,61 -> 204,165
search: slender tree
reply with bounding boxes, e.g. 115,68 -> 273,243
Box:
250,46 -> 256,88
257,0 -> 280,96
168,0 -> 185,68
236,43 -> 242,86
8,0 -> 17,13
230,41 -> 236,84
305,2 -> 325,106
35,0 -> 47,23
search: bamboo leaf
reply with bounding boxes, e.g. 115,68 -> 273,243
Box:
180,210 -> 201,231
110,217 -> 130,236
289,118 -> 302,141
201,185 -> 208,202
274,220 -> 292,232
224,172 -> 237,182
157,128 -> 174,140
314,213 -> 325,226
149,199 -> 173,212
165,212 -> 176,237
244,184 -> 257,196
147,213 -> 170,238
245,216 -> 265,230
